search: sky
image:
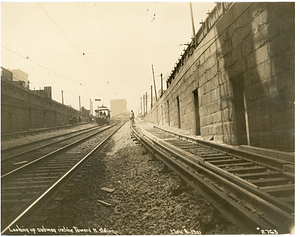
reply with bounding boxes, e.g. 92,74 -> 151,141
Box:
1,2 -> 216,114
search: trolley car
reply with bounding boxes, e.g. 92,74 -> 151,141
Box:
94,105 -> 110,126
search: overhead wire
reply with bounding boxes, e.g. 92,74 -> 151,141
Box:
1,44 -> 182,60
3,3 -> 211,106
37,3 -> 82,55
37,2 -> 109,84
83,76 -> 151,85
86,44 -> 181,55
1,45 -> 105,98
1,45 -> 153,96
1,45 -> 80,85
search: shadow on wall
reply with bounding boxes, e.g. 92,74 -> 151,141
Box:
216,2 -> 294,151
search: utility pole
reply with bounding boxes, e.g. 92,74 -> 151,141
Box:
190,2 -> 196,41
160,73 -> 163,97
145,92 -> 148,114
151,65 -> 158,101
61,90 -> 64,105
151,86 -> 153,108
143,94 -> 145,115
79,96 -> 81,112
89,98 -> 92,115
140,97 -> 142,115
61,90 -> 65,123
91,100 -> 94,116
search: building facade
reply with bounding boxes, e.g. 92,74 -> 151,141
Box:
110,99 -> 130,122
10,69 -> 29,88
110,99 -> 128,117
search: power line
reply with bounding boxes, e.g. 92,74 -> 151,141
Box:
37,3 -> 109,84
86,44 -> 181,55
82,76 -> 151,85
1,45 -> 80,85
2,53 -> 79,60
1,45 -> 102,96
37,3 -> 82,55
1,44 -> 182,60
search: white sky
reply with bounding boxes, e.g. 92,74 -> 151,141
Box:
1,2 -> 216,113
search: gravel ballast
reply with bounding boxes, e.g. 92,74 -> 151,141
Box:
31,122 -> 240,235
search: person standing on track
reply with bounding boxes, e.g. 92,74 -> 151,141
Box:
130,110 -> 135,126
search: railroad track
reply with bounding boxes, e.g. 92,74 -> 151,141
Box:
131,123 -> 294,234
1,124 -> 123,234
1,123 -> 90,141
1,125 -> 106,175
2,124 -> 99,159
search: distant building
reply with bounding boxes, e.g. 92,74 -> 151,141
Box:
1,67 -> 13,81
110,99 -> 128,117
10,69 -> 29,88
110,99 -> 130,122
31,86 -> 52,101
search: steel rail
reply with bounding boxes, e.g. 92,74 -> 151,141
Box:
1,126 -> 100,161
1,124 -> 116,178
158,139 -> 294,215
153,125 -> 293,170
1,125 -> 98,153
1,124 -> 123,234
131,125 -> 293,234
1,123 -> 90,140
132,127 -> 256,233
141,125 -> 294,213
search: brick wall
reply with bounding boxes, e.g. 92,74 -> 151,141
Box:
145,2 -> 294,151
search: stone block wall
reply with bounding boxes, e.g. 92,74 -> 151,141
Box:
145,2 -> 294,151
1,79 -> 80,134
